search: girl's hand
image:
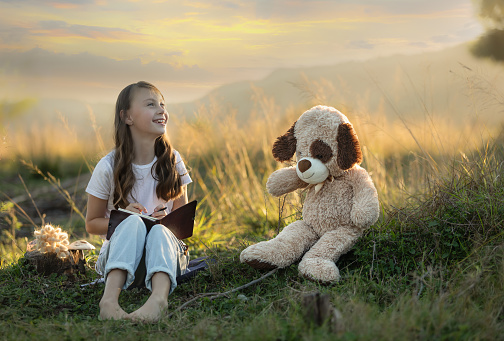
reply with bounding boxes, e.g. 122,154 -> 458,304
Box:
150,204 -> 167,218
126,203 -> 147,214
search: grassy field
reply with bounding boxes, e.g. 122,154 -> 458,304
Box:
1,80 -> 504,340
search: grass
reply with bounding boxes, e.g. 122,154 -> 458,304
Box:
0,226 -> 502,340
1,72 -> 504,339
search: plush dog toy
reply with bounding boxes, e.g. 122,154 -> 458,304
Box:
240,105 -> 380,283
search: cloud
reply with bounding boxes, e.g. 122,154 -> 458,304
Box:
454,21 -> 484,42
347,39 -> 375,49
431,34 -> 458,43
0,0 -> 95,4
0,0 -> 485,102
384,0 -> 465,15
35,20 -> 144,40
254,0 -> 273,19
220,1 -> 241,10
331,0 -> 466,15
0,24 -> 30,44
431,21 -> 484,45
223,0 -> 469,21
0,20 -> 144,45
164,50 -> 185,57
409,41 -> 429,48
0,48 -> 215,83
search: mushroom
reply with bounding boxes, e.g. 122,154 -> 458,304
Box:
32,224 -> 70,259
68,240 -> 95,261
67,240 -> 95,274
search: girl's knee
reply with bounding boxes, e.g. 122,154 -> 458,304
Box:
123,214 -> 144,225
119,215 -> 144,229
147,225 -> 178,247
114,215 -> 147,238
150,224 -> 174,238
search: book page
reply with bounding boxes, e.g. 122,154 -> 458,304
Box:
117,208 -> 159,221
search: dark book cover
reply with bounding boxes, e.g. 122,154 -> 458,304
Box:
106,200 -> 197,240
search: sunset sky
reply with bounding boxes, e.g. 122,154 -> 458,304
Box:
0,0 -> 484,104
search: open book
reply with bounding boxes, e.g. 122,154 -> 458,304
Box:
106,200 -> 197,240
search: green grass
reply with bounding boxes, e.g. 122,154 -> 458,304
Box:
0,243 -> 502,340
1,144 -> 504,340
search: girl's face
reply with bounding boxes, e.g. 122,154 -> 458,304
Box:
123,87 -> 168,139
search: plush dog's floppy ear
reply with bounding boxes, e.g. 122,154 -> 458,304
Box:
272,121 -> 297,162
336,122 -> 362,170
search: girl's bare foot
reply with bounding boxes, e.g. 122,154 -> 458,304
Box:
99,299 -> 129,320
127,295 -> 168,323
99,269 -> 128,320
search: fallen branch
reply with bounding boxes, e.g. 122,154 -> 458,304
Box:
168,268 -> 278,317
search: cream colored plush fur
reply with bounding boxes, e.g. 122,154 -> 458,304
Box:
240,105 -> 380,283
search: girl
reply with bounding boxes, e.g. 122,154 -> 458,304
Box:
85,81 -> 192,322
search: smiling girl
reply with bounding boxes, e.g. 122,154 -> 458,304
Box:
85,81 -> 192,322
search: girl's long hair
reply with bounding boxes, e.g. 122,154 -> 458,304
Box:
112,81 -> 182,209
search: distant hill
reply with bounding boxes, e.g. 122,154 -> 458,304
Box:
169,43 -> 504,127
8,43 -> 504,138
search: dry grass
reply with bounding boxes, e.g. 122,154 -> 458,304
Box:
1,71 -> 503,252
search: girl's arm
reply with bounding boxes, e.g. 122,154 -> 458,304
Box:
85,194 -> 110,235
172,185 -> 188,211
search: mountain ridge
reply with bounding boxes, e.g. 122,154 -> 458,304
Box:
8,43 -> 504,134
168,43 -> 504,126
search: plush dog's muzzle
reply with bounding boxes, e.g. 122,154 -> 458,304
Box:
296,157 -> 329,184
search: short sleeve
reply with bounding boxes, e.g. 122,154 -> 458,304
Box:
86,154 -> 114,201
174,150 -> 192,186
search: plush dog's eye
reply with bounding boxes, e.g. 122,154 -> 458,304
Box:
310,140 -> 333,163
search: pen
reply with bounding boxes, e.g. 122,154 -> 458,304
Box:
149,207 -> 167,216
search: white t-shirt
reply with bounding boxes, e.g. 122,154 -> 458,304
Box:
86,149 -> 192,220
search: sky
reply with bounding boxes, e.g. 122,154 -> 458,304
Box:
0,0 -> 485,104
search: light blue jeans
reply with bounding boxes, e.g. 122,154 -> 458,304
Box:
96,215 -> 189,294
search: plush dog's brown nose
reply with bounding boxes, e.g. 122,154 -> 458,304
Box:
298,159 -> 311,173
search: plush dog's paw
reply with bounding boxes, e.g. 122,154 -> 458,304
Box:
298,257 -> 341,283
266,168 -> 306,197
266,170 -> 291,197
240,240 -> 299,269
240,243 -> 277,269
242,258 -> 277,270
